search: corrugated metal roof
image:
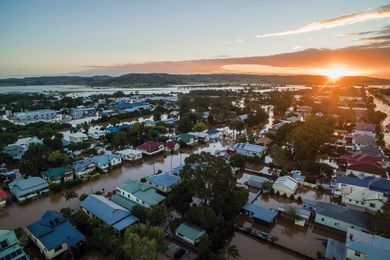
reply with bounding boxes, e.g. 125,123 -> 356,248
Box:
242,203 -> 277,223
147,173 -> 180,188
175,223 -> 205,241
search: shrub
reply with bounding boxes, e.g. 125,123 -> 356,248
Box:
289,194 -> 295,200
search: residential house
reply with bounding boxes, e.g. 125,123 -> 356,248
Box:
90,153 -> 122,171
9,177 -> 49,202
0,189 -> 10,208
80,194 -> 138,232
272,176 -> 298,197
0,230 -> 29,260
175,134 -> 198,146
233,143 -> 265,158
346,228 -> 390,260
254,137 -> 273,148
70,107 -> 96,119
41,167 -> 73,184
146,172 -> 181,193
104,126 -> 119,134
115,148 -> 143,162
68,132 -> 88,143
175,223 -> 205,246
242,203 -> 277,225
353,123 -> 376,136
346,163 -> 386,178
14,109 -> 57,124
143,119 -> 156,127
163,140 -> 180,152
314,202 -> 372,232
188,132 -> 209,143
72,159 -> 95,178
277,204 -> 311,226
25,211 -> 85,259
12,136 -> 43,149
247,175 -> 268,189
136,141 -> 164,156
116,101 -> 150,112
161,118 -> 178,127
116,179 -> 166,208
343,188 -> 385,213
237,114 -> 248,121
2,145 -> 25,160
207,129 -> 221,140
88,125 -> 105,139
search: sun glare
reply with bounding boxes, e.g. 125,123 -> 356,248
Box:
317,67 -> 358,81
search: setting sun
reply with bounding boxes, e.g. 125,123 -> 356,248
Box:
316,67 -> 358,81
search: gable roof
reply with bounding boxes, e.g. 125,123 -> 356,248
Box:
41,166 -> 71,179
355,123 -> 376,133
316,202 -> 372,231
164,140 -> 178,149
242,203 -> 277,223
347,229 -> 390,260
90,153 -> 118,165
147,173 -> 181,188
233,143 -> 265,153
136,141 -> 161,153
273,176 -> 298,191
347,163 -> 386,177
72,159 -> 95,171
118,179 -> 166,205
9,177 -> 48,198
80,194 -> 138,231
175,223 -> 205,241
26,210 -> 85,250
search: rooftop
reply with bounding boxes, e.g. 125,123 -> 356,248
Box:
118,179 -> 166,206
233,143 -> 265,153
147,172 -> 181,188
26,210 -> 85,250
242,203 -> 277,223
41,166 -> 71,179
175,223 -> 205,241
9,177 -> 48,198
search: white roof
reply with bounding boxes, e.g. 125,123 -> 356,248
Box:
69,132 -> 88,138
273,176 -> 298,191
115,148 -> 142,155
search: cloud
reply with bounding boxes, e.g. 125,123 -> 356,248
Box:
256,4 -> 390,38
235,38 -> 244,42
83,45 -> 390,78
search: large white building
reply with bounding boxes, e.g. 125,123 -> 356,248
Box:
272,176 -> 298,197
14,109 -> 57,124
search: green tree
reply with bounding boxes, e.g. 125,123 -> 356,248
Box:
177,116 -> 193,133
79,193 -> 88,201
168,182 -> 193,217
185,206 -> 218,232
373,202 -> 390,238
193,121 -> 207,132
261,180 -> 272,191
132,204 -> 148,223
229,154 -> 245,168
270,144 -> 288,168
146,205 -> 169,226
64,190 -> 78,207
19,143 -> 50,176
48,150 -> 70,167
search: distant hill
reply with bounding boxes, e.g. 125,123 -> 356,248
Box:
0,73 -> 389,87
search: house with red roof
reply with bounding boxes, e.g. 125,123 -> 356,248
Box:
164,140 -> 180,152
0,188 -> 11,207
136,141 -> 164,156
341,153 -> 387,178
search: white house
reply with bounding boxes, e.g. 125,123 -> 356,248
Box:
314,202 -> 372,232
233,143 -> 265,158
342,187 -> 385,213
69,132 -> 88,143
188,132 -> 210,143
90,154 -> 122,171
272,176 -> 298,197
115,148 -> 143,162
88,125 -> 105,139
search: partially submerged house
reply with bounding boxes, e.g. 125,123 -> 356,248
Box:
72,159 -> 96,178
175,223 -> 205,246
116,179 -> 166,208
233,143 -> 265,158
9,177 -> 49,202
272,176 -> 298,197
25,210 -> 85,259
90,153 -> 122,171
80,194 -> 138,232
136,141 -> 164,156
115,148 -> 143,162
146,172 -> 181,193
41,166 -> 73,184
242,203 -> 277,225
0,229 -> 29,260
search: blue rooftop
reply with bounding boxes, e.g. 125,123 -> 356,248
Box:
172,165 -> 184,176
116,101 -> 150,110
72,159 -> 94,171
90,154 -> 117,166
105,126 -> 119,133
336,176 -> 390,195
80,194 -> 138,231
207,129 -> 220,135
26,210 -> 85,250
147,172 -> 181,188
242,203 -> 277,223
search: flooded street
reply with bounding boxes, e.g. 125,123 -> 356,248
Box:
0,141 -> 229,229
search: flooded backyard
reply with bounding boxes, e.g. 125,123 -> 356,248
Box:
0,141 -> 229,229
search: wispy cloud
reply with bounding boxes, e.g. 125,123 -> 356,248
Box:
256,4 -> 390,38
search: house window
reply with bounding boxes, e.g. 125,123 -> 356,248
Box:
369,203 -> 375,208
0,240 -> 9,249
355,251 -> 360,257
321,218 -> 324,221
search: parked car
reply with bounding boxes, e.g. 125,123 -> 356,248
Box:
174,248 -> 186,259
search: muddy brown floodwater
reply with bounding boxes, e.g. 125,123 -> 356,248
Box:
0,141 -> 229,229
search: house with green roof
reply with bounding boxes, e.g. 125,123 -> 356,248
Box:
116,179 -> 166,208
174,133 -> 198,146
2,145 -> 25,160
41,166 -> 73,184
0,229 -> 29,260
9,177 -> 49,202
175,223 -> 205,246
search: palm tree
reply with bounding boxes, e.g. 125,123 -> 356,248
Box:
64,190 -> 78,208
225,245 -> 240,260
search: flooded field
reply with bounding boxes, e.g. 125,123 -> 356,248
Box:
0,141 -> 229,229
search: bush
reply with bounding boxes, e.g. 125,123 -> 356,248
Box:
48,182 -> 61,192
275,190 -> 280,196
289,194 -> 295,200
282,193 -> 287,198
79,193 -> 88,201
297,196 -> 303,203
